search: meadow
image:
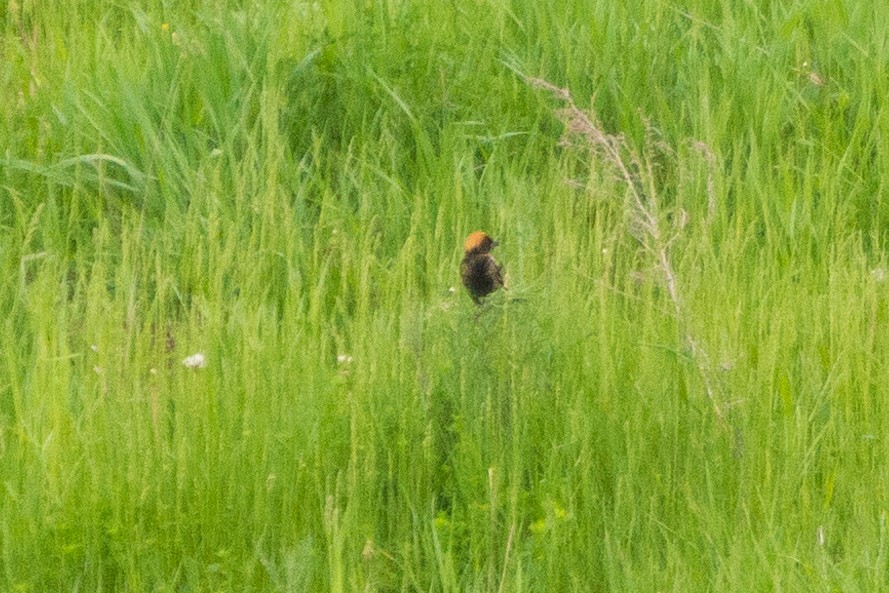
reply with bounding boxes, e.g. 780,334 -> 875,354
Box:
3,0 -> 889,590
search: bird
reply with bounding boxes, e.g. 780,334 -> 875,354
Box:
460,231 -> 504,305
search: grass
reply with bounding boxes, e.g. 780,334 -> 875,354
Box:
3,0 -> 889,590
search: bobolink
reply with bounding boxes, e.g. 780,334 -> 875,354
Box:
461,231 -> 504,305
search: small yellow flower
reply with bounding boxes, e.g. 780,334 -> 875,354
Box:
161,22 -> 170,32
529,519 -> 547,535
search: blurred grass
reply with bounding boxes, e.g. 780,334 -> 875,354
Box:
3,0 -> 889,590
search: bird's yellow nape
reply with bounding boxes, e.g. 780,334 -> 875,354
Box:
464,231 -> 492,254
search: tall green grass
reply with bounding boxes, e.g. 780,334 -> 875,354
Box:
3,0 -> 889,590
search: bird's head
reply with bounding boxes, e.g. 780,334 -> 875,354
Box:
464,231 -> 498,255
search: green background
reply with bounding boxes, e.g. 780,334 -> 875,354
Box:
3,0 -> 889,590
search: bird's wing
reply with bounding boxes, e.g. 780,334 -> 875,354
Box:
489,258 -> 505,288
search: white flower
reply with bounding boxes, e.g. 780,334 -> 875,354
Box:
336,354 -> 353,364
872,267 -> 886,283
182,352 -> 207,369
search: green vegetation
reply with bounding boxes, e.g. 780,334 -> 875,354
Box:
3,0 -> 889,590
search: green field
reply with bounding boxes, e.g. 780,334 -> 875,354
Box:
4,1 -> 889,590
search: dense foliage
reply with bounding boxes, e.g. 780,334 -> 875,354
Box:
3,1 -> 889,590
